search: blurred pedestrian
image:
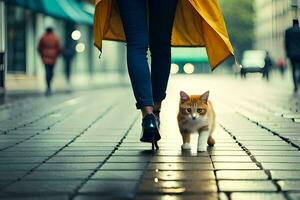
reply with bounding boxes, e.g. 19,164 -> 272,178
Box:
38,27 -> 61,96
62,39 -> 76,84
285,19 -> 300,93
263,51 -> 273,80
276,58 -> 286,77
232,62 -> 241,76
93,0 -> 234,150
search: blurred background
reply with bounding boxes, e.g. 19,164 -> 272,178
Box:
0,0 -> 299,95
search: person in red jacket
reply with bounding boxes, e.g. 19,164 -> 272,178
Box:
38,27 -> 61,95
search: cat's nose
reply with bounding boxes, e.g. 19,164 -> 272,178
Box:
192,116 -> 196,120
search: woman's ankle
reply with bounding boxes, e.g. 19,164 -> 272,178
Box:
153,102 -> 162,111
141,106 -> 154,118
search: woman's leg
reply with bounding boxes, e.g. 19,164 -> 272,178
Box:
149,0 -> 178,109
116,0 -> 154,112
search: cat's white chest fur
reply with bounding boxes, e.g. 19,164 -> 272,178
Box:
180,115 -> 210,152
182,116 -> 208,133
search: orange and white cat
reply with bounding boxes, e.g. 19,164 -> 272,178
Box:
177,91 -> 216,152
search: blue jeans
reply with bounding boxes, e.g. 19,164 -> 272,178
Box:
116,0 -> 178,109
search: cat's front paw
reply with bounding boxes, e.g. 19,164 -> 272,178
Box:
197,146 -> 207,152
181,143 -> 191,150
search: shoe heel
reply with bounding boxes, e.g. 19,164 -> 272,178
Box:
154,141 -> 159,150
151,137 -> 159,151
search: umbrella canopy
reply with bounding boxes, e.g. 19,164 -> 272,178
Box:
5,0 -> 93,25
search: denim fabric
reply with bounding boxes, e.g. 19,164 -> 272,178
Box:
116,0 -> 178,109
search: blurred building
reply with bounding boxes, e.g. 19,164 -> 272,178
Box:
0,0 -> 5,92
171,48 -> 211,74
254,0 -> 300,61
0,0 -> 126,93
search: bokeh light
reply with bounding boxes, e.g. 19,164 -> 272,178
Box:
183,63 -> 194,74
75,43 -> 85,53
71,30 -> 81,41
171,63 -> 179,74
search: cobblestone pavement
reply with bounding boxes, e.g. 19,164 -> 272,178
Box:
0,75 -> 299,200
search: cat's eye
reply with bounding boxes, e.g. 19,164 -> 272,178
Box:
186,108 -> 192,113
197,108 -> 202,113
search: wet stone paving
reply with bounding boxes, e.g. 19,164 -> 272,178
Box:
0,75 -> 300,200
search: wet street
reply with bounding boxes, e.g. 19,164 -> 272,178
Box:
0,74 -> 300,200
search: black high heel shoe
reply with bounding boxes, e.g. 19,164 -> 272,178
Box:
140,113 -> 161,151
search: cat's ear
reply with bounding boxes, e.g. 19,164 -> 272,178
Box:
200,91 -> 209,103
180,91 -> 189,101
